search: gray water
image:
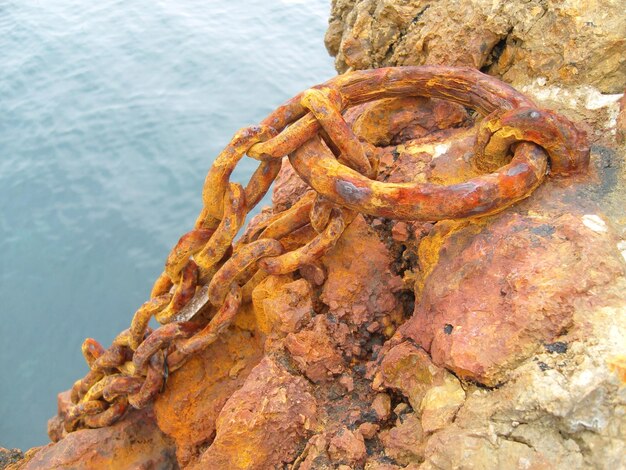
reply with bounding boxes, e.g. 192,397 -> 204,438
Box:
0,0 -> 334,450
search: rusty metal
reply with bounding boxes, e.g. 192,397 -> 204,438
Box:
50,66 -> 588,440
474,106 -> 590,175
258,208 -> 351,275
195,182 -> 247,283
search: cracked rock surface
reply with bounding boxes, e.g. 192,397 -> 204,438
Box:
326,0 -> 626,93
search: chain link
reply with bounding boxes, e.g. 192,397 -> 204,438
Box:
48,66 -> 588,441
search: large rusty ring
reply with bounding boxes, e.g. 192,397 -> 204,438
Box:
267,66 -> 588,221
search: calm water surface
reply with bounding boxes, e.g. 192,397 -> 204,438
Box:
0,0 -> 334,449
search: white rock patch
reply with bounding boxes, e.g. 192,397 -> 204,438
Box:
582,214 -> 608,233
618,240 -> 626,263
433,143 -> 450,159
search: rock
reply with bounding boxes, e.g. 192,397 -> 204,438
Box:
416,293 -> 626,470
30,3 -> 626,469
46,390 -> 73,443
400,210 -> 625,386
328,427 -> 367,465
379,413 -> 425,466
285,315 -> 345,383
252,276 -> 313,338
617,91 -> 626,144
272,157 -> 310,212
189,356 -> 317,469
358,422 -> 379,439
364,462 -> 404,470
420,373 -> 466,434
153,303 -> 264,466
391,221 -> 409,242
372,341 -> 465,433
297,434 -> 331,470
19,408 -> 177,469
373,342 -> 441,409
421,428 -> 550,470
1,448 -> 24,469
371,393 -> 392,421
345,96 -> 469,147
321,215 -> 403,331
339,374 -> 355,392
326,0 -> 626,93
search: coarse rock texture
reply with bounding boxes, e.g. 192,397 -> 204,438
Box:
152,303 -> 265,466
326,0 -> 626,93
320,215 -> 404,334
403,209 -> 624,386
0,449 -> 24,469
10,407 -> 177,469
187,356 -> 317,469
9,3 -> 626,469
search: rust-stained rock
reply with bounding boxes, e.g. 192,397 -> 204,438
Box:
296,434 -> 330,470
391,221 -> 409,242
271,157 -> 310,212
372,341 -> 465,432
46,390 -> 73,443
370,393 -> 392,421
358,422 -> 379,439
189,356 -> 316,469
345,96 -> 469,147
252,275 -> 313,338
25,3 -> 626,469
153,303 -> 264,466
326,0 -> 626,93
321,215 -> 403,331
328,427 -> 367,466
372,342 -> 441,408
18,408 -> 177,469
285,315 -> 345,383
401,210 -> 624,386
379,413 -> 425,466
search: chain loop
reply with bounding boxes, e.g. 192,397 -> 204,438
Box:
474,107 -> 590,175
201,125 -> 276,224
195,182 -> 247,283
207,239 -> 283,307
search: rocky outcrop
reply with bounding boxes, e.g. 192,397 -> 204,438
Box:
8,2 -> 625,469
326,0 -> 626,93
10,406 -> 177,469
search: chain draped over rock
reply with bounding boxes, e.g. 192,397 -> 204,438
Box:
48,66 -> 589,441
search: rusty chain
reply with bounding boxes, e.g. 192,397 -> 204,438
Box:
48,66 -> 589,441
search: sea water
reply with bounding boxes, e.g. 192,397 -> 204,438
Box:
0,0 -> 335,449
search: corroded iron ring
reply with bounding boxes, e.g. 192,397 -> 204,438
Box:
280,66 -> 587,221
474,106 -> 590,176
291,135 -> 548,221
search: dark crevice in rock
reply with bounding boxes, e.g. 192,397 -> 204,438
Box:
498,433 -> 535,450
398,290 -> 416,320
480,31 -> 510,73
412,5 -> 431,25
544,341 -> 568,354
